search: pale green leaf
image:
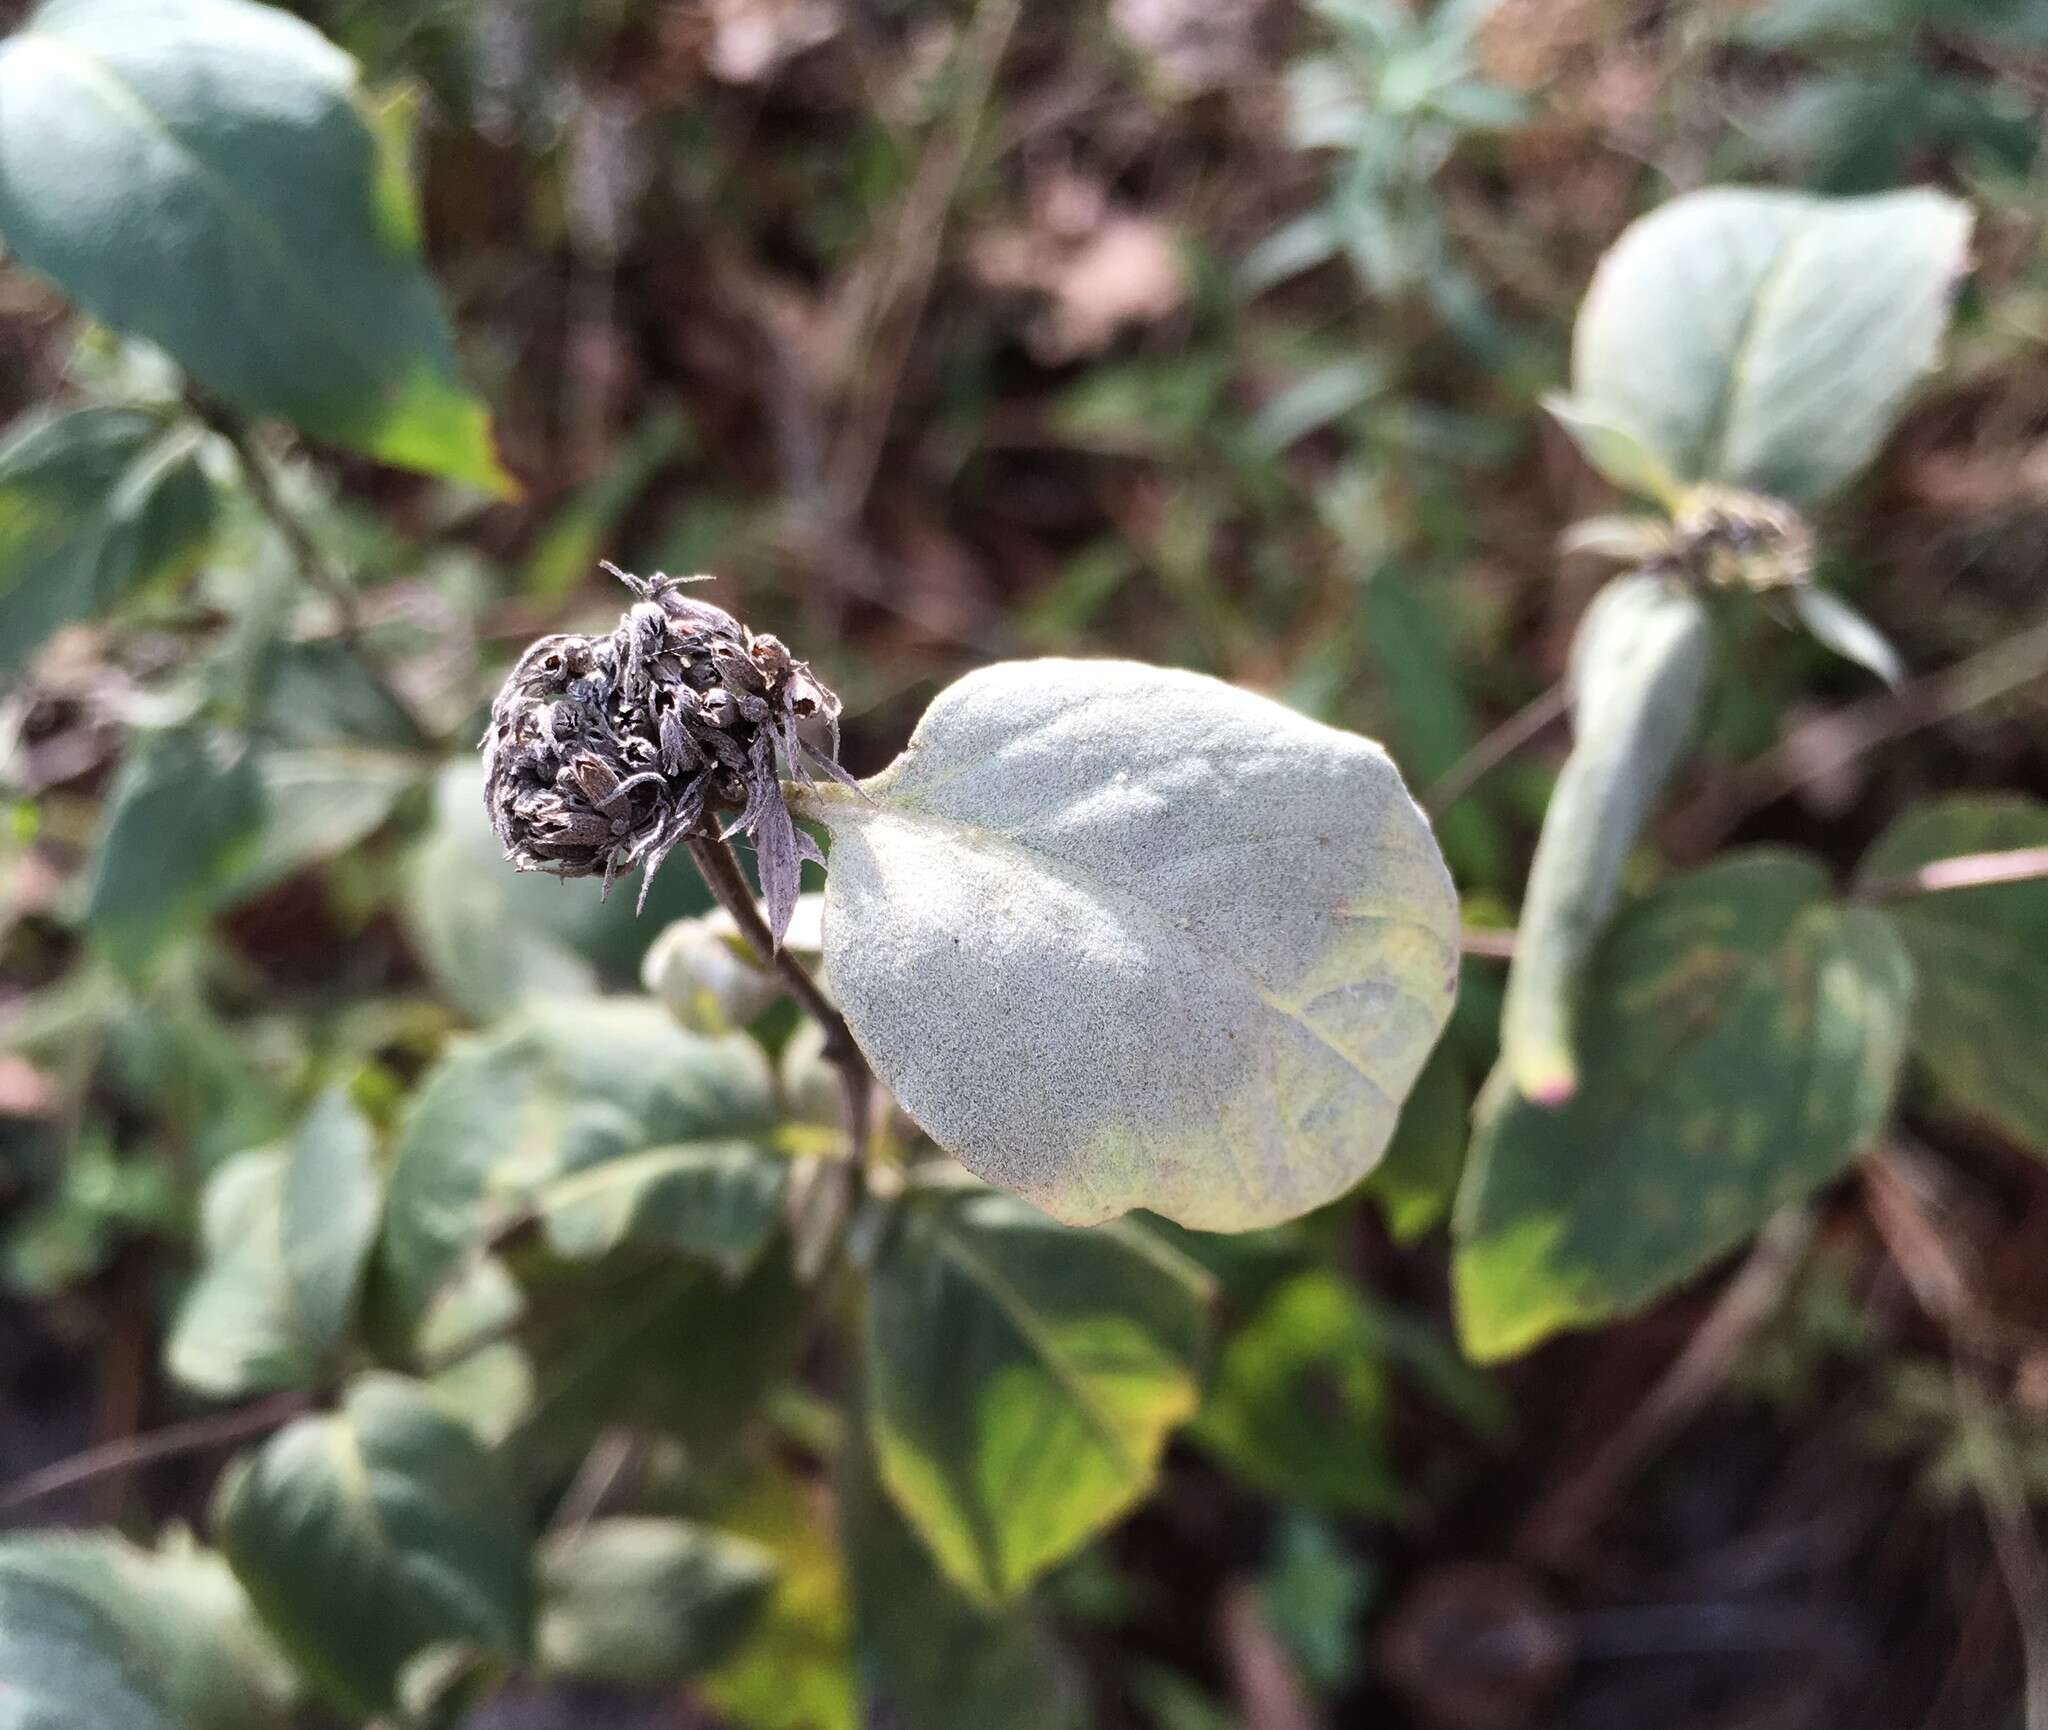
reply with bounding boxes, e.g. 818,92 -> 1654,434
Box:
794,658 -> 1460,1231
166,1151 -> 314,1399
84,728 -> 263,976
1791,585 -> 1904,687
1541,394 -> 1682,505
864,1185 -> 1210,1602
536,1518 -> 776,1689
1856,796 -> 2048,1155
0,405 -> 214,670
1571,186 -> 1971,502
0,1533 -> 296,1730
1500,573 -> 1715,1103
0,0 -> 511,491
215,1373 -> 533,1716
1457,851 -> 1913,1360
224,747 -> 422,902
280,1085 -> 380,1349
376,998 -> 778,1334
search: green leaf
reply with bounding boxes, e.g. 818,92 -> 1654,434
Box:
536,1518 -> 776,1689
376,998 -> 778,1335
84,728 -> 263,976
1190,1271 -> 1402,1517
1570,186 -> 1972,503
1790,585 -> 1904,687
1456,851 -> 1913,1360
0,1533 -> 297,1730
1541,394 -> 1682,506
0,1551 -> 170,1730
167,1152 -> 314,1398
840,1434 -> 1087,1730
0,405 -> 215,670
699,1462 -> 857,1730
1500,573 -> 1715,1103
225,747 -> 422,902
280,1085 -> 381,1349
215,1373 -> 533,1716
168,1089 -> 378,1398
530,1143 -> 786,1275
864,1185 -> 1210,1602
0,0 -> 511,492
1856,796 -> 2048,1154
1362,1039 -> 1468,1243
794,659 -> 1460,1231
512,1243 -> 807,1470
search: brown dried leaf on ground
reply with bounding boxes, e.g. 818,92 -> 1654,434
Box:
970,206 -> 1186,363
703,0 -> 843,85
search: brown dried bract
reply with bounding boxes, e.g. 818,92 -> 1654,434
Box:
480,564 -> 849,943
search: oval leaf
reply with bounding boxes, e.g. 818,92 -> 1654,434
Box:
1571,186 -> 1971,503
0,1534 -> 296,1730
1856,796 -> 2048,1155
863,1185 -> 1210,1602
167,1150 -> 314,1399
1457,851 -> 1913,1361
0,0 -> 511,492
375,999 -> 780,1334
214,1373 -> 533,1716
1499,573 -> 1715,1103
794,658 -> 1459,1231
1791,584 -> 1904,688
280,1085 -> 381,1350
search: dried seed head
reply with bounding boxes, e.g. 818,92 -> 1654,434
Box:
480,566 -> 849,942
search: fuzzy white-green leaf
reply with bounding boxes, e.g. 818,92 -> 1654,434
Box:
1500,573 -> 1715,1104
793,659 -> 1458,1231
1568,186 -> 1971,504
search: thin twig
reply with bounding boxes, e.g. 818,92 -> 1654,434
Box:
193,400 -> 438,746
1460,925 -> 1517,960
686,831 -> 875,1166
0,1389 -> 311,1514
1670,608 -> 2048,857
1426,682 -> 1569,818
1855,846 -> 2048,905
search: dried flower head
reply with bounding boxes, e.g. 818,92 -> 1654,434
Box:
481,564 -> 850,943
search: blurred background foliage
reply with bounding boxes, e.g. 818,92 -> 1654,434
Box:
2,1 -> 2047,1727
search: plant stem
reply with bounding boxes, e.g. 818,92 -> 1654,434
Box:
1426,681 -> 1569,818
0,1389 -> 311,1514
193,399 -> 439,746
1854,845 -> 2048,904
686,830 -> 875,1166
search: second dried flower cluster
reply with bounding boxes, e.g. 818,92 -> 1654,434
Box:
481,565 -> 847,942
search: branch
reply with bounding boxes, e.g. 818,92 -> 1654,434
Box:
686,831 -> 875,1166
0,1389 -> 310,1514
1855,845 -> 2048,904
1426,682 -> 1568,818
